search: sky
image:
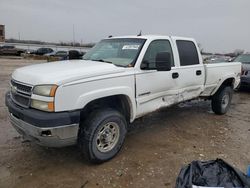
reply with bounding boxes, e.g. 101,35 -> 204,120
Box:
0,0 -> 250,53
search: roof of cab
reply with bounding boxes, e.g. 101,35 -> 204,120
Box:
105,35 -> 195,41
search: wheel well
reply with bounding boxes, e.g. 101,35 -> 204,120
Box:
80,95 -> 131,124
213,78 -> 234,97
221,78 -> 234,88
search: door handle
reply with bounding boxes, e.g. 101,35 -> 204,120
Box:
172,72 -> 179,79
196,70 -> 202,75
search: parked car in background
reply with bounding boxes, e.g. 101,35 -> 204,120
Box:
25,49 -> 36,54
204,55 -> 231,64
0,45 -> 25,56
233,54 -> 250,87
45,51 -> 68,60
68,50 -> 85,59
32,48 -> 54,55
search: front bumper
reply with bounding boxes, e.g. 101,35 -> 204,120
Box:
5,91 -> 80,147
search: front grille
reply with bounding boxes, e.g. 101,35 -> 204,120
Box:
11,92 -> 30,107
10,80 -> 32,108
11,80 -> 32,94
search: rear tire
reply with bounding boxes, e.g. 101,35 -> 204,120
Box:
78,108 -> 127,163
211,86 -> 233,115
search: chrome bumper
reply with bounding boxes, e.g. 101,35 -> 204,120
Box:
9,113 -> 79,147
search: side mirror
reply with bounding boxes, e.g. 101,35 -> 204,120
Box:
155,52 -> 171,71
140,60 -> 149,69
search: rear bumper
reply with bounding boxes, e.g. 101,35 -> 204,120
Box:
5,91 -> 80,147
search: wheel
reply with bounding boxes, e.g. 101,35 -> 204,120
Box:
17,51 -> 23,56
78,108 -> 127,163
211,86 -> 233,115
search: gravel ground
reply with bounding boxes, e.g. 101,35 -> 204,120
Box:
0,58 -> 249,188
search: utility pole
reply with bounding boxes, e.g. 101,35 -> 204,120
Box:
18,32 -> 20,41
73,24 -> 75,46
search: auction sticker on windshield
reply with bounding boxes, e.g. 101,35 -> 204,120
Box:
122,45 -> 140,50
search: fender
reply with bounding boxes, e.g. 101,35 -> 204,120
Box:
210,73 -> 238,96
75,86 -> 137,122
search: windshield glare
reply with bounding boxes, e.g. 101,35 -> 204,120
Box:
83,38 -> 146,67
234,54 -> 250,64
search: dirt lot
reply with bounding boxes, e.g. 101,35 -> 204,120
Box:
0,58 -> 250,188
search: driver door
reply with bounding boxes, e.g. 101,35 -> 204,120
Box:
135,39 -> 179,117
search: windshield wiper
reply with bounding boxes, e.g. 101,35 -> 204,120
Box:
87,59 -> 126,67
91,59 -> 113,64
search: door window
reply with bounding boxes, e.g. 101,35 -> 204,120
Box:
176,40 -> 199,66
142,40 -> 174,69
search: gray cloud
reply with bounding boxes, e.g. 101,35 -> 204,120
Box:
0,0 -> 250,53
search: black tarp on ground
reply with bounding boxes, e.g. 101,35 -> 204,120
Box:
176,159 -> 250,188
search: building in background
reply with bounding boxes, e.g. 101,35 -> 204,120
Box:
0,25 -> 5,42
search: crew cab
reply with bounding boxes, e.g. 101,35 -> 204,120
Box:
5,35 -> 241,163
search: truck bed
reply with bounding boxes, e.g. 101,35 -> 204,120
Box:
201,62 -> 241,96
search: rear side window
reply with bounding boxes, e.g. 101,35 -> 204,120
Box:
176,40 -> 199,66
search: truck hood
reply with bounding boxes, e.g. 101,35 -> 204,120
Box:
12,60 -> 126,85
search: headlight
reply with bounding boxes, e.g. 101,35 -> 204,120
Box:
33,85 -> 58,97
31,99 -> 54,112
32,85 -> 57,112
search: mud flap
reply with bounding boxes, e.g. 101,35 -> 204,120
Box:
175,158 -> 250,188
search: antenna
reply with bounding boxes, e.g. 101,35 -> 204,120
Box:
137,30 -> 142,36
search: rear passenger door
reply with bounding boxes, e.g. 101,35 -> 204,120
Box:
172,38 -> 205,101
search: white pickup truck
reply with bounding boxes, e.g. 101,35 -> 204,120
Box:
6,35 -> 241,163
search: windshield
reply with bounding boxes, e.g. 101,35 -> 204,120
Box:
83,38 -> 146,67
234,54 -> 250,64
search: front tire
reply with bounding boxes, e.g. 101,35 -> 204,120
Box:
78,108 -> 127,163
211,86 -> 233,115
